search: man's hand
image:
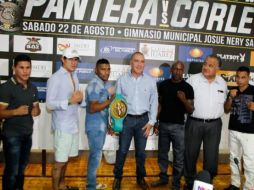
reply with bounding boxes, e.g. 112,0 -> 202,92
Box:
31,103 -> 40,117
107,126 -> 115,136
14,105 -> 29,116
142,123 -> 153,138
177,91 -> 186,103
154,121 -> 159,135
108,93 -> 116,102
247,102 -> 254,111
108,86 -> 115,95
229,89 -> 238,99
69,90 -> 83,104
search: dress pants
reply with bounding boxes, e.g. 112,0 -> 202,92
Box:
184,117 -> 222,186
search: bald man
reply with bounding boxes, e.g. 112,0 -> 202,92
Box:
151,61 -> 194,190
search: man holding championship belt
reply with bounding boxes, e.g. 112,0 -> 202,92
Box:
85,58 -> 115,190
112,52 -> 158,190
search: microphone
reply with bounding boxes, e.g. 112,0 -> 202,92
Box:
192,170 -> 213,190
234,158 -> 242,190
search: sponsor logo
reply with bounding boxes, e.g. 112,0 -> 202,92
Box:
109,65 -> 130,81
31,81 -> 47,101
14,35 -> 53,54
217,53 -> 246,63
0,34 -> 9,52
144,62 -> 171,82
250,51 -> 254,67
76,63 -> 94,82
99,40 -> 137,58
189,48 -> 203,58
25,37 -> 42,52
0,2 -> 22,32
57,38 -> 96,56
0,59 -> 9,76
140,43 -> 175,61
179,46 -> 213,63
217,70 -> 236,87
31,61 -> 52,78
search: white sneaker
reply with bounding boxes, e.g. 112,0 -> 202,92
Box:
96,183 -> 107,190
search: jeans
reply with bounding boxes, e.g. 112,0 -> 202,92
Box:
114,114 -> 149,181
2,134 -> 32,190
86,130 -> 106,190
158,122 -> 184,189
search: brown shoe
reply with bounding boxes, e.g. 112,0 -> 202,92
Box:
112,178 -> 121,190
137,179 -> 149,190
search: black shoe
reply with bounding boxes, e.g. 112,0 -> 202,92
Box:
224,184 -> 240,190
112,178 -> 121,190
137,178 -> 149,190
183,183 -> 193,190
150,179 -> 168,187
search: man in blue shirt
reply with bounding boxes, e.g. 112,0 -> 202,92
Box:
112,52 -> 158,190
46,48 -> 83,190
85,58 -> 115,190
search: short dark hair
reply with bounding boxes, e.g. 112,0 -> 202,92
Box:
96,58 -> 110,67
14,54 -> 31,67
237,66 -> 250,75
206,54 -> 222,67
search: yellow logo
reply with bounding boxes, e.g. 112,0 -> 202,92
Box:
250,51 -> 254,67
110,99 -> 127,119
149,67 -> 164,77
189,48 -> 203,58
217,70 -> 236,87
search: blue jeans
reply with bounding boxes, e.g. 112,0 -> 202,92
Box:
86,130 -> 106,190
2,135 -> 32,190
114,114 -> 149,181
158,122 -> 184,189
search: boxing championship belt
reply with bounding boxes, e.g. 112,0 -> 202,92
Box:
109,94 -> 127,132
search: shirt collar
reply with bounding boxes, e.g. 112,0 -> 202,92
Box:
94,74 -> 108,86
200,73 -> 220,84
128,70 -> 144,79
11,76 -> 31,88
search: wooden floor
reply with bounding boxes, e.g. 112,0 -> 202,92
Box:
0,152 -> 231,190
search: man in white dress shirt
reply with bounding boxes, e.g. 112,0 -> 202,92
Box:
184,54 -> 227,190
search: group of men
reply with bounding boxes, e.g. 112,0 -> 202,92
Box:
0,48 -> 254,190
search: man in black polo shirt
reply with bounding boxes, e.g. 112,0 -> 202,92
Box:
151,61 -> 194,190
0,54 -> 40,190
